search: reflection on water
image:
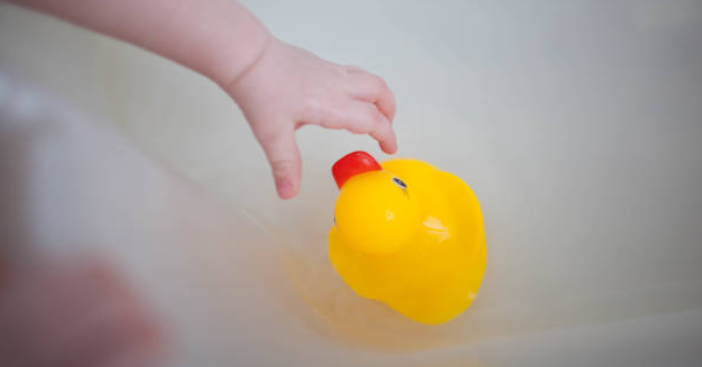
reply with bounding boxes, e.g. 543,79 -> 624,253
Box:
271,175 -> 702,352
282,234 -> 474,351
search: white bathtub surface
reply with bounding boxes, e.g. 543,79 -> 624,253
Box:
1,0 -> 701,366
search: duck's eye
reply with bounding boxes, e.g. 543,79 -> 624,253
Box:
392,177 -> 407,189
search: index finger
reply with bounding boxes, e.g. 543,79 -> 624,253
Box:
345,67 -> 396,123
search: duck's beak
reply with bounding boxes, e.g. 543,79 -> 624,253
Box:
332,151 -> 382,189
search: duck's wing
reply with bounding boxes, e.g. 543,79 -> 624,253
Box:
435,170 -> 486,253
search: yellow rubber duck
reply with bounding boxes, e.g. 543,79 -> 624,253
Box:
328,151 -> 486,325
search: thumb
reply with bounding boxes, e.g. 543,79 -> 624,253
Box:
257,128 -> 302,199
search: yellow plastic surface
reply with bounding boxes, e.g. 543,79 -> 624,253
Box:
329,159 -> 486,325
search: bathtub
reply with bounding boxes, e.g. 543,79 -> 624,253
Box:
1,1 -> 701,366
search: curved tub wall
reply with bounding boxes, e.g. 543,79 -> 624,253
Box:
1,0 -> 701,366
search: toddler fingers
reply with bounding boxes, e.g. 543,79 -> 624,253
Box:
329,100 -> 397,154
256,127 -> 302,199
372,119 -> 398,154
345,69 -> 396,123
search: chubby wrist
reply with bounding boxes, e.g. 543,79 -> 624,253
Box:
216,27 -> 272,94
206,8 -> 272,91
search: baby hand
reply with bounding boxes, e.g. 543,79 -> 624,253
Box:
225,37 -> 397,199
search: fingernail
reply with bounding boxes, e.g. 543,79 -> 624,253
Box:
276,178 -> 297,199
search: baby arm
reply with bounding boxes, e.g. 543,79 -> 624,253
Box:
8,0 -> 398,198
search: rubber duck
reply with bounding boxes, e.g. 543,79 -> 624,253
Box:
328,151 -> 486,325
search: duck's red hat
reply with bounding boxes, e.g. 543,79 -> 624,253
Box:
332,151 -> 382,189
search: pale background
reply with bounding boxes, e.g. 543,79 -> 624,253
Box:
1,0 -> 701,366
